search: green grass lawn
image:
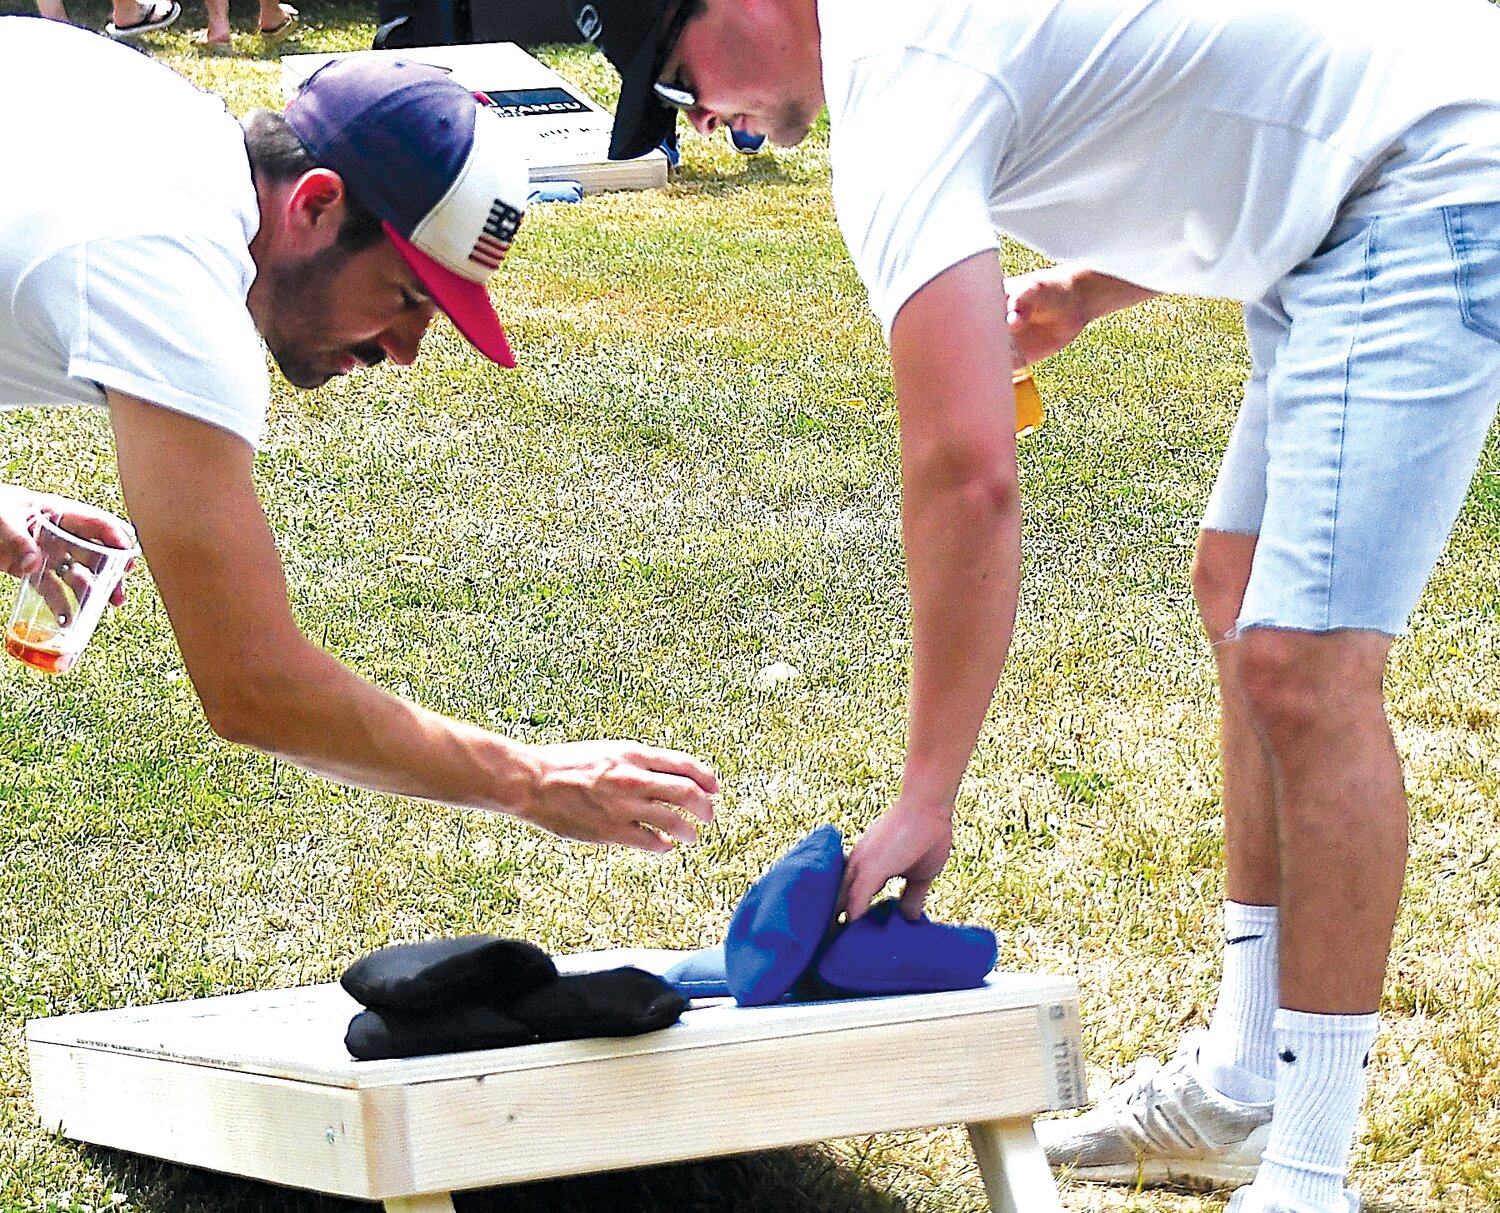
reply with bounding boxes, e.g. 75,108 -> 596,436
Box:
2,4 -> 1498,1211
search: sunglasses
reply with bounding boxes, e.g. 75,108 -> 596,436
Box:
652,0 -> 702,111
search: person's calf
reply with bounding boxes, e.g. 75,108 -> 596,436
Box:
1235,626 -> 1405,1013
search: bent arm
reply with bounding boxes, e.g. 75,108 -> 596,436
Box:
843,252 -> 1024,915
108,392 -> 716,847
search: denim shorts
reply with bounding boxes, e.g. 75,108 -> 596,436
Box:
1202,203 -> 1500,635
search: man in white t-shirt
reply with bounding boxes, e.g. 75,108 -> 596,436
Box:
570,1 -> 1500,1210
1,18 -> 718,853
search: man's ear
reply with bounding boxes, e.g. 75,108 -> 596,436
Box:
282,167 -> 348,250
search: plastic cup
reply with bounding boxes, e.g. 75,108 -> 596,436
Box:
1013,365 -> 1044,436
5,513 -> 139,675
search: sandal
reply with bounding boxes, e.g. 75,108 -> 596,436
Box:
258,4 -> 298,41
104,0 -> 181,39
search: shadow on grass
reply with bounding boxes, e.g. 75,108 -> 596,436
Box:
87,1144 -> 918,1213
672,158 -> 814,195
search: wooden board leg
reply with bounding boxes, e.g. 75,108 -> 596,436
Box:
967,1118 -> 1063,1213
384,1195 -> 457,1213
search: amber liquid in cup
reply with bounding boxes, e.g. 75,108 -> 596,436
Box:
5,620 -> 75,675
1012,366 -> 1044,435
5,512 -> 137,675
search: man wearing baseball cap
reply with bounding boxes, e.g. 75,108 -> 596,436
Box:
570,0 -> 1500,1210
0,16 -> 718,849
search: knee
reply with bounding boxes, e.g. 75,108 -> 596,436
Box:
1236,631 -> 1315,731
1235,628 -> 1388,740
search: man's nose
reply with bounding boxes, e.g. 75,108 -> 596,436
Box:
686,106 -> 720,136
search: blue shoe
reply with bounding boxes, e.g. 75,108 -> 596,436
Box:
664,944 -> 730,998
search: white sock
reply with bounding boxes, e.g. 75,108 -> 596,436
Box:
1200,901 -> 1280,1100
1255,1009 -> 1379,1210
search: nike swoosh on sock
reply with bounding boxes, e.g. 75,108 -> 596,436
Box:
1225,933 -> 1265,945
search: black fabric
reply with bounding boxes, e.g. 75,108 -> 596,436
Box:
340,935 -> 558,1012
470,0 -> 580,44
373,0 -> 467,49
510,967 -> 688,1041
345,1004 -> 536,1060
374,0 -> 580,49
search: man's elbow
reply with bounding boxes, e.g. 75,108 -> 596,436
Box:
196,680 -> 283,749
916,445 -> 1021,519
188,652 -> 306,751
972,465 -> 1021,519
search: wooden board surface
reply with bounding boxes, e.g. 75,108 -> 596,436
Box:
26,953 -> 1085,1200
27,951 -> 1081,1092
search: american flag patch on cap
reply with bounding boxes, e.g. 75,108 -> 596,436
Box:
470,199 -> 523,270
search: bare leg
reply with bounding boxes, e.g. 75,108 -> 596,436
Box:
1236,627 -> 1405,1012
1192,529 -> 1279,906
36,0 -> 71,21
203,0 -> 230,44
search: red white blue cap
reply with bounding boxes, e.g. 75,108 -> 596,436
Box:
285,57 -> 529,367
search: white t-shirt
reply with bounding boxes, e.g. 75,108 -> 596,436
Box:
820,0 -> 1500,334
0,17 -> 267,446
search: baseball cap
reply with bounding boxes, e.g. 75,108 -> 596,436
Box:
567,0 -> 679,161
285,57 -> 529,367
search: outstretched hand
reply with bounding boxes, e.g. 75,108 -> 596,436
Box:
0,485 -> 138,606
520,740 -> 720,853
840,799 -> 954,922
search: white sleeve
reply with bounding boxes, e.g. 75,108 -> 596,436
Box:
828,49 -> 1016,337
69,234 -> 269,448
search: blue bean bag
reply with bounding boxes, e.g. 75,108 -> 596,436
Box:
813,899 -> 998,996
724,824 -> 845,1006
664,944 -> 731,999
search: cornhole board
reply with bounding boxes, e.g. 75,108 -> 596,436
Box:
280,43 -> 670,193
26,950 -> 1086,1213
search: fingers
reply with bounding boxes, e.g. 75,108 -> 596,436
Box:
0,514 -> 41,580
527,741 -> 721,852
1,535 -> 42,580
5,494 -> 136,608
635,767 -> 718,826
33,539 -> 109,620
38,564 -> 85,621
625,822 -> 677,855
593,748 -> 718,829
632,745 -> 721,799
41,497 -> 137,553
898,876 -> 934,922
631,798 -> 704,846
841,863 -> 888,923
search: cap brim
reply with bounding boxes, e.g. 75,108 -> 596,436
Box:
608,34 -> 678,161
383,221 -> 516,368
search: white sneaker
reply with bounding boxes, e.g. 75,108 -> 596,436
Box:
1226,1185 -> 1360,1212
1035,1031 -> 1273,1190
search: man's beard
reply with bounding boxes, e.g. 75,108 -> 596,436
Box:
261,243 -> 387,389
